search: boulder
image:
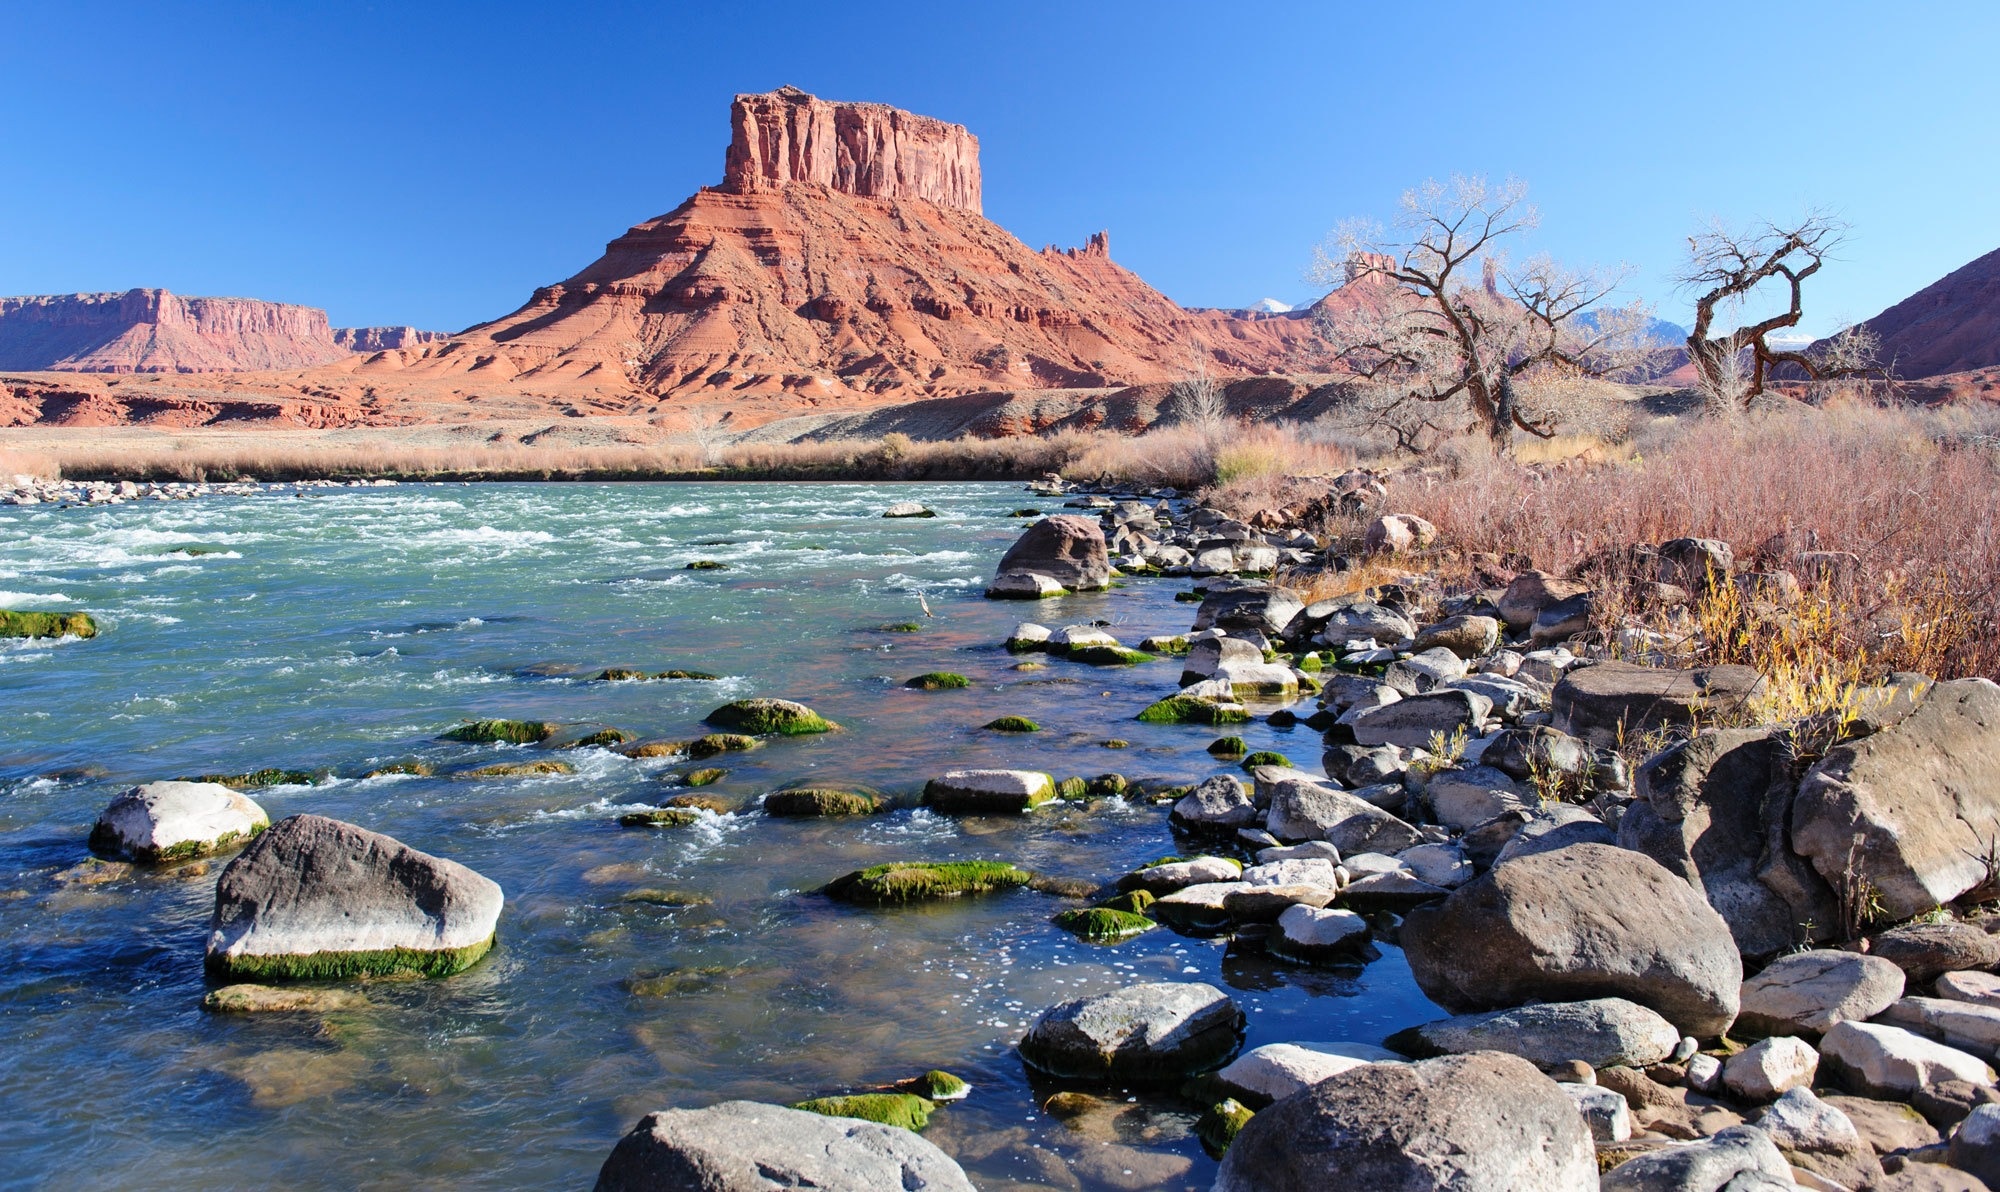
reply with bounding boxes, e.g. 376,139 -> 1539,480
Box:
1213,1052 -> 1597,1192
1216,1041 -> 1401,1107
205,814 -> 503,981
1017,981 -> 1244,1083
1268,904 -> 1372,965
1386,997 -> 1683,1071
1530,591 -> 1600,647
1600,1125 -> 1793,1192
1384,647 -> 1468,695
89,780 -> 269,863
1339,870 -> 1451,914
1445,674 -> 1547,721
1491,813 -> 1618,867
1723,1035 -> 1820,1101
1871,921 -> 2000,984
1396,842 -> 1473,889
1169,774 -> 1260,830
881,501 -> 935,518
1151,881 -> 1244,934
922,769 -> 1057,814
1192,583 -> 1306,639
1362,513 -> 1439,555
703,698 -> 833,735
1414,614 -> 1501,659
1323,742 -> 1405,787
593,1100 -> 974,1192
1877,997 -> 2000,1063
1344,689 -> 1491,749
1736,949 -> 1906,1038
1822,1093 -> 1939,1154
1004,622 -> 1053,652
1552,661 -> 1766,748
1618,726 -> 1838,959
1914,1078 -> 2000,1130
1819,1021 -> 1996,1098
1263,777 -> 1424,854
1483,724 -> 1594,782
1179,635 -> 1263,685
988,514 -> 1109,594
1659,536 -> 1735,590
1498,570 -> 1590,631
1423,764 -> 1534,832
1118,854 -> 1242,894
1212,660 -> 1300,698
1949,1104 -> 2000,1190
1939,971 -> 2000,1009
1793,680 -> 2000,921
1306,600 -> 1419,649
1400,842 -> 1743,1037
1563,1082 -> 1633,1142
986,571 -> 1064,599
1756,1087 -> 1882,1191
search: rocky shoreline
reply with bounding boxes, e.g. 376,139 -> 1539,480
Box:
37,474 -> 2000,1191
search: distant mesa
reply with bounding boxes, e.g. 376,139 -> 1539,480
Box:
356,86 -> 1315,400
0,288 -> 445,374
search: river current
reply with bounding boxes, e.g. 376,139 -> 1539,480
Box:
0,481 -> 1440,1190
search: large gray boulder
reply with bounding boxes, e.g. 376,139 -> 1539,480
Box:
1401,842 -> 1743,1037
1736,949 -> 1906,1038
1600,1125 -> 1795,1191
1618,726 -> 1837,957
594,1100 -> 974,1192
1017,981 -> 1243,1083
1179,635 -> 1263,686
1168,775 -> 1260,830
1213,1051 -> 1597,1192
1792,678 -> 2000,921
1866,921 -> 2000,984
1305,599 -> 1419,649
1423,765 -> 1533,832
1498,570 -> 1590,631
1819,1021 -> 1996,1098
1263,776 -> 1424,854
1345,689 -> 1491,749
205,814 -> 503,980
1552,660 -> 1765,748
1192,583 -> 1305,638
1386,997 -> 1683,1071
987,514 -> 1109,595
89,780 -> 269,863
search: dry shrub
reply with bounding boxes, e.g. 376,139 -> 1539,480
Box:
1276,558 -> 1407,606
1388,404 -> 2000,681
0,448 -> 60,481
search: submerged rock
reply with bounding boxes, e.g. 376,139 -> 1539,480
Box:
922,769 -> 1057,813
89,781 -> 268,863
823,861 -> 1034,905
1018,981 -> 1245,1083
594,1101 -> 974,1192
204,814 -> 503,981
202,983 -> 369,1013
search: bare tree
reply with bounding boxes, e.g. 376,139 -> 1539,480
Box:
1309,176 -> 1649,450
1678,214 -> 1876,410
1168,346 -> 1229,432
677,404 -> 729,466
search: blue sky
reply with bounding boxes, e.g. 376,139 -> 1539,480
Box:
2,1 -> 1993,337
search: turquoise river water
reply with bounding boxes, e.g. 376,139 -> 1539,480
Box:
0,481 -> 1440,1190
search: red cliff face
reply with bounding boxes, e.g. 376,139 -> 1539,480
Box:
0,290 -> 352,373
721,85 -> 983,214
1826,244 -> 2000,379
332,326 -> 449,353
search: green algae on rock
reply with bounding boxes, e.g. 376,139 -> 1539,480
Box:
661,792 -> 731,813
439,719 -> 557,745
684,560 -> 730,570
880,621 -> 924,633
679,768 -> 727,787
180,768 -> 319,789
791,1093 -> 935,1132
762,787 -> 882,817
361,761 -> 433,778
703,698 -> 834,736
0,610 -> 98,639
1053,906 -> 1157,942
618,888 -> 711,907
1136,695 -> 1249,725
982,715 -> 1041,733
1054,777 -> 1089,800
1064,644 -> 1155,666
1240,751 -> 1291,771
1197,1098 -> 1255,1157
595,668 -> 721,682
685,733 -> 758,759
823,860 -> 1035,905
202,983 -> 370,1013
462,759 -> 575,779
618,808 -> 703,829
903,672 -> 971,690
562,728 -> 635,749
900,1070 -> 971,1102
1207,736 -> 1249,758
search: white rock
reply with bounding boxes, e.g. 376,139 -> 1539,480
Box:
1561,1082 -> 1632,1142
1269,904 -> 1372,964
1256,841 -> 1342,866
1686,1052 -> 1724,1093
986,572 -> 1066,599
89,781 -> 270,863
1341,852 -> 1407,877
1122,856 -> 1243,893
1756,1086 -> 1861,1155
1004,622 -> 1052,651
921,769 -> 1057,813
1396,842 -> 1474,888
1723,1035 -> 1820,1101
1217,1041 -> 1400,1104
1212,660 -> 1299,698
1820,1020 -> 1996,1097
1050,624 -> 1120,651
1937,971 -> 2000,1009
1240,858 -> 1342,890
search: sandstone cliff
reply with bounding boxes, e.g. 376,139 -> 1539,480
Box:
723,85 -> 982,213
0,290 -> 354,373
1825,244 -> 2000,379
333,326 -> 449,353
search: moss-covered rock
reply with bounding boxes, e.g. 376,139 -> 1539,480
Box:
620,740 -> 690,759
563,728 -> 635,749
594,668 -> 649,681
658,669 -> 721,680
440,719 -> 556,745
880,621 -> 924,633
1008,507 -> 1042,517
1100,738 -> 1130,749
685,560 -> 729,570
618,808 -> 702,829
362,761 -> 433,778
1136,695 -> 1249,725
792,1093 -> 934,1132
904,672 -> 971,690
1054,777 -> 1089,800
0,610 -> 97,639
1240,751 -> 1291,770
661,793 -> 730,813
1065,644 -> 1156,666
463,760 -> 575,779
1298,652 -> 1325,673
983,715 -> 1041,733
1101,889 -> 1156,913
824,860 -> 1034,905
703,698 -> 834,736
679,768 -> 727,787
1140,635 -> 1191,655
201,983 -> 369,1013
214,939 -> 494,982
1197,1098 -> 1255,1157
181,768 -> 319,789
618,888 -> 711,907
1207,736 -> 1249,758
685,733 -> 758,759
625,964 -> 737,997
763,787 -> 882,817
1053,906 -> 1157,941
899,1070 -> 971,1102
597,668 -> 721,682
1084,774 -> 1129,797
